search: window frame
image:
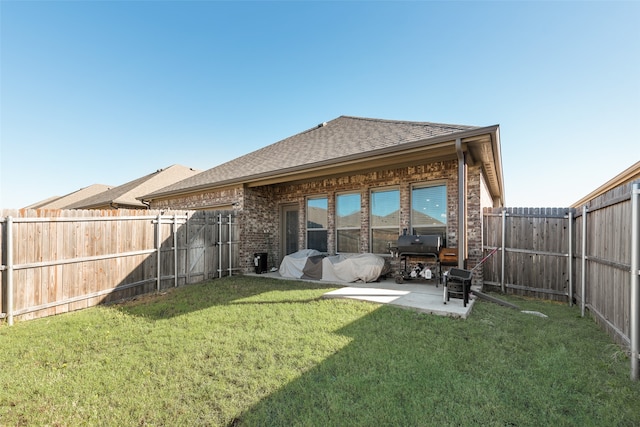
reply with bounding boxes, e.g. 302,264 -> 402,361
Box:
335,192 -> 361,253
369,187 -> 400,255
306,195 -> 328,252
410,183 -> 447,238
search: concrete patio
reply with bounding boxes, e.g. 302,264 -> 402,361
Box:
246,271 -> 476,319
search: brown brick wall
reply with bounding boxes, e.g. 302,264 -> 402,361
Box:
466,165 -> 484,284
240,186 -> 276,272
149,186 -> 245,210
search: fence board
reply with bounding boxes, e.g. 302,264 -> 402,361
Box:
0,209 -> 238,323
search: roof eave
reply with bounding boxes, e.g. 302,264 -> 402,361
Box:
143,125 -> 502,202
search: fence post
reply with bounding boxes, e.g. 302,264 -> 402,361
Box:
6,216 -> 14,326
228,213 -> 233,277
156,213 -> 162,292
501,209 -> 506,293
173,215 -> 178,288
185,213 -> 190,284
581,206 -> 588,317
630,182 -> 639,381
218,214 -> 223,278
568,210 -> 574,307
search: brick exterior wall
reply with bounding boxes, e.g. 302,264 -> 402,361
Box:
149,186 -> 246,211
150,159 -> 487,284
466,164 -> 484,284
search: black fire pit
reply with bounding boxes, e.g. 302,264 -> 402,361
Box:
443,268 -> 473,307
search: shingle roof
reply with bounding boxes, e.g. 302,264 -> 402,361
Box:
24,196 -> 65,210
144,116 -> 478,199
67,165 -> 200,209
24,184 -> 113,210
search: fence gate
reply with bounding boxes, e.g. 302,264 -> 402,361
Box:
483,207 -> 574,302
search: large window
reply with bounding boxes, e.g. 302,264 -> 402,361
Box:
370,188 -> 400,254
412,185 -> 447,237
306,197 -> 328,252
336,193 -> 361,253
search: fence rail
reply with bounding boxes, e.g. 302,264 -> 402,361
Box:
483,207 -> 574,301
0,209 -> 239,324
483,181 -> 640,380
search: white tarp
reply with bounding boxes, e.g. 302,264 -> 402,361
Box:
279,250 -> 387,283
322,253 -> 386,283
278,249 -> 323,279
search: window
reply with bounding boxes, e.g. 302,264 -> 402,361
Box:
336,193 -> 361,253
412,185 -> 447,237
306,197 -> 328,252
370,188 -> 400,254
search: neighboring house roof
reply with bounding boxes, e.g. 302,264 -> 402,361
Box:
143,116 -> 504,204
24,184 -> 113,210
24,196 -> 64,210
571,161 -> 640,208
67,165 -> 201,209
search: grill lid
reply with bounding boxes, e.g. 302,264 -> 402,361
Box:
396,234 -> 442,254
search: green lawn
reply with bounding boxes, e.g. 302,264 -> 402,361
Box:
0,276 -> 638,426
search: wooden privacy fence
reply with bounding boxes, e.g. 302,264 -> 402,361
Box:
483,207 -> 573,302
573,182 -> 638,354
0,209 -> 239,325
483,181 -> 640,379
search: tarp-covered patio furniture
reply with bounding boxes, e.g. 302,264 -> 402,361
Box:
279,250 -> 387,283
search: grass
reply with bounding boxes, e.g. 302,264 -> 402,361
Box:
0,276 -> 638,426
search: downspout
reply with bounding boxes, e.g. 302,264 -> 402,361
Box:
456,138 -> 466,269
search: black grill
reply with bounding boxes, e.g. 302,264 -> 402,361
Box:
395,234 -> 442,255
392,234 -> 443,284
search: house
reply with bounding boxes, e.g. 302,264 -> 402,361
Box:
142,116 -> 505,278
66,165 -> 200,210
24,184 -> 113,210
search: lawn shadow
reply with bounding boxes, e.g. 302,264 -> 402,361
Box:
230,295 -> 636,427
230,304 -> 481,426
112,275 -> 337,320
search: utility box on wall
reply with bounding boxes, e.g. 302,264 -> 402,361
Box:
254,252 -> 268,274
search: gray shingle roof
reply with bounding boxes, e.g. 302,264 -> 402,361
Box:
24,184 -> 113,210
144,116 -> 479,199
67,165 -> 200,209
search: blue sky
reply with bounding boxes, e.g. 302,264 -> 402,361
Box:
1,1 -> 638,209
